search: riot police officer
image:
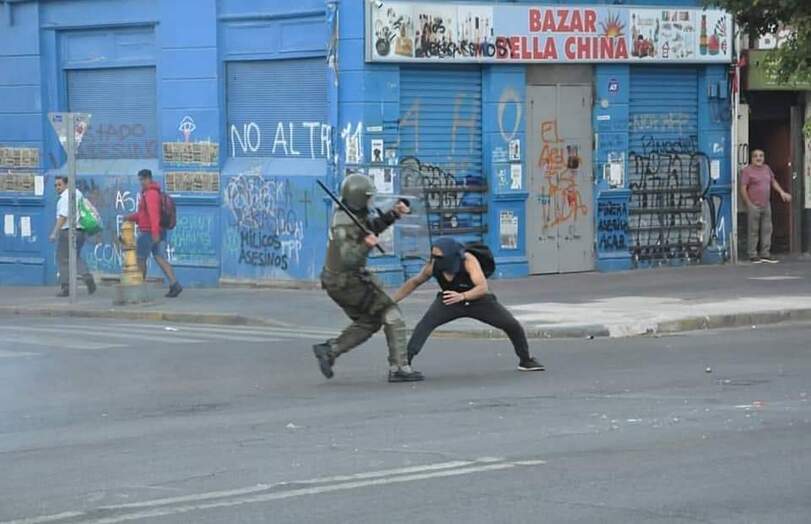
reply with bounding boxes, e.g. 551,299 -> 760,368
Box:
313,174 -> 424,383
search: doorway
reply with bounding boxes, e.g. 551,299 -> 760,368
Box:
747,91 -> 804,254
526,66 -> 594,274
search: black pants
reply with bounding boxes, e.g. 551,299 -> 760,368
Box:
407,294 -> 531,362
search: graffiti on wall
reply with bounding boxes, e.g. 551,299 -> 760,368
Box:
537,120 -> 589,236
224,169 -> 305,272
76,123 -> 158,159
597,201 -> 628,252
75,177 -> 137,273
230,121 -> 333,159
400,156 -> 485,236
627,131 -> 728,263
396,92 -> 484,178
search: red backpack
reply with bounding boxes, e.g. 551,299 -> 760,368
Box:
159,192 -> 177,230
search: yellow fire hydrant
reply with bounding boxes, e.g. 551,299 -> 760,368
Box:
119,221 -> 143,286
114,221 -> 150,305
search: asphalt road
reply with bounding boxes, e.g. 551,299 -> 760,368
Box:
0,317 -> 809,523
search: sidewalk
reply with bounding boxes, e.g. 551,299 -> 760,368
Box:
1,258 -> 810,339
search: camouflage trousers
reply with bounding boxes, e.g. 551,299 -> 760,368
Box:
320,269 -> 408,367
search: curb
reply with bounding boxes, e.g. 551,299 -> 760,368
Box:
653,308 -> 811,334
2,305 -> 810,340
0,306 -> 296,329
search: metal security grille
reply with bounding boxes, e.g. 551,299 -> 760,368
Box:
628,66 -> 703,264
67,67 -> 158,159
226,59 -> 328,158
398,66 -> 485,239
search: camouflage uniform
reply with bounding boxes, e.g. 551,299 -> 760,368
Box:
314,175 -> 422,382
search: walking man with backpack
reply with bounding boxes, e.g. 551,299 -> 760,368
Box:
393,237 -> 544,372
49,176 -> 96,297
125,169 -> 182,298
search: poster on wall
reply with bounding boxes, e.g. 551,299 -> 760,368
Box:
371,139 -> 384,164
369,167 -> 395,194
367,2 -> 732,64
499,210 -> 518,250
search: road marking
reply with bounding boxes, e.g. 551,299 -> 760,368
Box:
107,323 -> 339,338
748,276 -> 802,281
100,323 -> 337,341
0,326 -> 203,345
1,457 -> 545,524
1,512 -> 86,524
45,324 -> 284,344
0,349 -> 40,358
0,333 -> 126,351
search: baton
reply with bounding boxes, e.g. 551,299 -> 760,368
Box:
317,179 -> 386,254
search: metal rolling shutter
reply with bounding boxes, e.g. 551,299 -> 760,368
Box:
226,59 -> 327,158
67,67 -> 158,159
628,66 -> 702,264
399,66 -> 485,239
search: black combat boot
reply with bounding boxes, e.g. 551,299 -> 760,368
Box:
312,343 -> 335,379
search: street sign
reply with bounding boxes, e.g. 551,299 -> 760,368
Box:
48,112 -> 91,151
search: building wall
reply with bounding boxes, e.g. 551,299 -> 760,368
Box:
0,0 -> 733,287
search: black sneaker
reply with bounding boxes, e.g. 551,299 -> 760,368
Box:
166,282 -> 183,298
388,367 -> 424,383
85,276 -> 97,295
749,257 -> 762,264
313,343 -> 335,379
518,359 -> 545,372
761,256 -> 779,264
56,287 -> 69,297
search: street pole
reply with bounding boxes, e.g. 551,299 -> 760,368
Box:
66,113 -> 77,303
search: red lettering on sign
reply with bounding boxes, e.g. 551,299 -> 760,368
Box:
544,38 -> 558,60
521,37 -> 532,59
542,10 -> 556,32
615,37 -> 628,59
557,9 -> 570,32
569,10 -> 583,32
578,37 -> 591,59
584,10 -> 597,33
529,8 -> 542,32
510,36 -> 520,59
601,37 -> 613,58
496,37 -> 509,59
533,36 -> 544,59
565,37 -> 577,60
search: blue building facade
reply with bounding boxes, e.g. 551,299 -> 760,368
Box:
0,0 -> 734,287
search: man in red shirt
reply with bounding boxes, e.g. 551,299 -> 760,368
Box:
125,169 -> 182,297
740,149 -> 792,263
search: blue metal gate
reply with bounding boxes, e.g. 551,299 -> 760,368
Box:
398,66 -> 485,241
628,66 -> 703,265
226,59 -> 328,159
67,67 -> 158,159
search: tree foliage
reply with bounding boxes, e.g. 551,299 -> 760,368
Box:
707,0 -> 811,81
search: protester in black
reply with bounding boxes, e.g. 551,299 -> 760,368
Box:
393,237 -> 544,372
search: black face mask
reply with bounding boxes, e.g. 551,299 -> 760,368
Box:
432,255 -> 456,273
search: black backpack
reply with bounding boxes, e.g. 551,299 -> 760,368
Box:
464,242 -> 496,278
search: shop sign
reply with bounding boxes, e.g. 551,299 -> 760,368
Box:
367,2 -> 732,64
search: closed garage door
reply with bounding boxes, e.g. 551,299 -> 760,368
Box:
399,66 -> 485,240
67,67 -> 158,159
